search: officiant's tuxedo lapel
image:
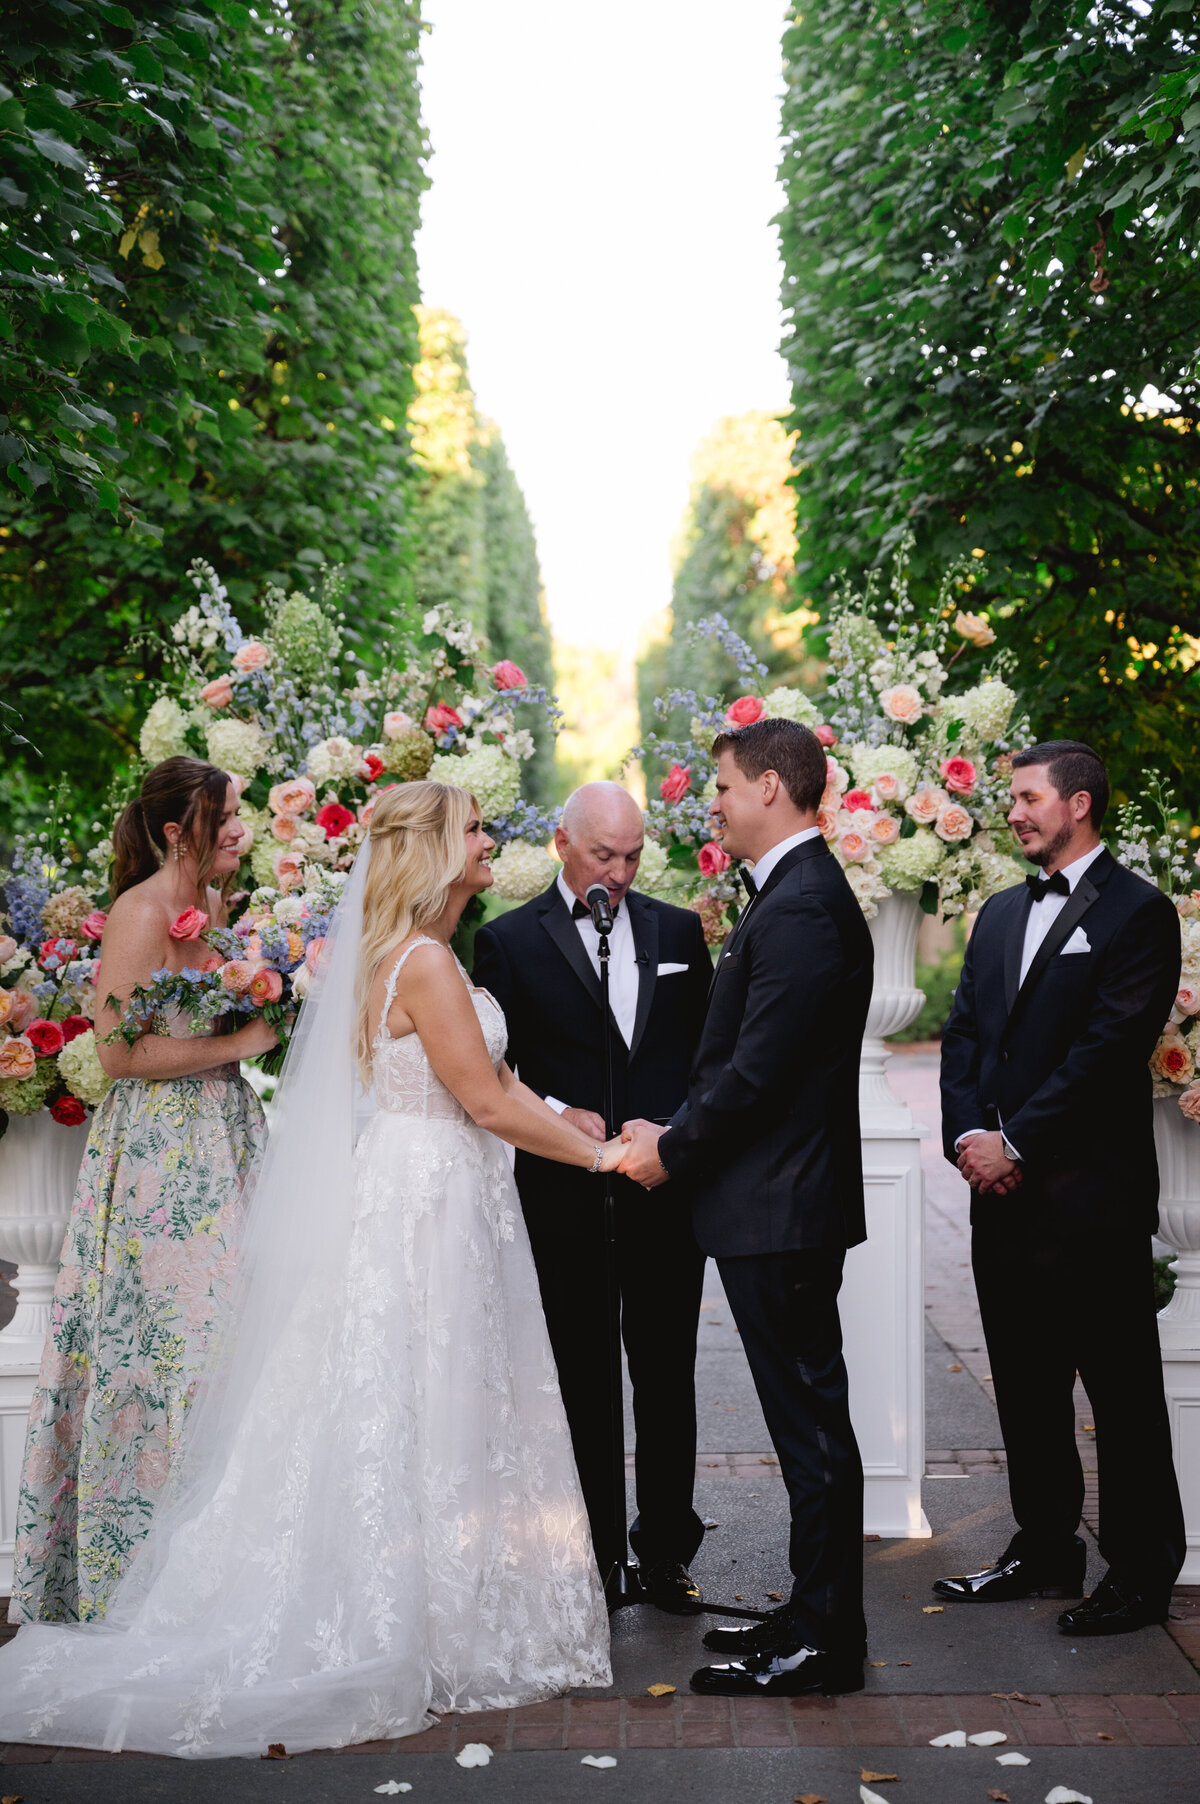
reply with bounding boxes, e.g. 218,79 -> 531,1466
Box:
1001,852 -> 1111,1041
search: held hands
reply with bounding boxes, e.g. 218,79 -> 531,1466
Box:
597,1136 -> 626,1173
562,1106 -> 607,1141
617,1117 -> 669,1189
956,1129 -> 1022,1196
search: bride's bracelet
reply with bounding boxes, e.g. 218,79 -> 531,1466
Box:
590,1143 -> 603,1173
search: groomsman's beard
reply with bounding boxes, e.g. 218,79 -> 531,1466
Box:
1019,820 -> 1075,869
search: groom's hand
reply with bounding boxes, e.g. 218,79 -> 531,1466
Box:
562,1106 -> 607,1141
618,1119 -> 669,1188
957,1130 -> 1018,1191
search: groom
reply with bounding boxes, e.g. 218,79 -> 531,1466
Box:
620,717 -> 874,1695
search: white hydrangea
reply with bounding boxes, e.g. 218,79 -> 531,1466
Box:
633,837 -> 670,893
206,717 -> 269,780
843,861 -> 891,919
57,1028 -> 113,1106
845,743 -> 919,795
947,680 -> 1017,745
432,745 -> 520,818
305,736 -> 358,784
272,895 -> 306,925
501,728 -> 536,762
761,686 -> 822,728
878,828 -> 945,892
250,836 -> 283,887
139,696 -> 191,764
489,839 -> 558,901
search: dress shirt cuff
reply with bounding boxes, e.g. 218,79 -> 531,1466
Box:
953,1129 -> 986,1153
545,1096 -> 568,1116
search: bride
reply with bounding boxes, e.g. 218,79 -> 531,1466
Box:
0,780 -> 618,1757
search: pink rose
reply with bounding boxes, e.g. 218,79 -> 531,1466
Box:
0,934 -> 16,964
305,936 -> 326,974
492,659 -> 528,690
873,772 -> 903,803
880,684 -> 924,724
9,989 -> 34,1030
358,796 -> 377,828
1177,986 -> 1200,1017
725,695 -> 764,727
825,758 -> 849,793
273,850 -> 305,893
268,777 -> 316,818
425,703 -> 463,736
218,960 -> 257,995
934,803 -> 973,843
940,756 -> 977,797
1179,1082 -> 1200,1123
660,763 -> 692,804
232,819 -> 255,856
0,1036 -> 36,1080
838,829 -> 871,864
80,910 -> 108,942
698,841 -> 731,876
249,967 -> 283,1005
905,785 -> 947,826
843,788 -> 875,813
271,814 -> 298,843
232,640 -> 270,673
816,805 -> 840,842
200,675 -> 234,708
358,751 -> 385,781
382,711 -> 414,741
870,813 -> 901,845
815,724 -> 837,748
315,801 -> 355,839
169,907 -> 209,941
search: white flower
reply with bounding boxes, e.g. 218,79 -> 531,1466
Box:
205,718 -> 269,781
57,1028 -> 112,1106
422,607 -> 441,635
140,696 -> 191,764
432,744 -> 520,818
305,736 -> 358,784
879,829 -> 945,892
489,839 -> 558,901
501,728 -> 536,762
272,896 -> 305,925
0,944 -> 31,979
947,680 -> 1017,745
633,837 -> 670,893
846,743 -> 918,797
843,861 -> 890,919
761,686 -> 821,727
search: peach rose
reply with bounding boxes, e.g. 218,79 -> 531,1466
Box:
382,710 -> 415,741
304,936 -> 326,973
232,639 -> 270,673
8,990 -> 34,1031
725,695 -> 764,727
218,960 -> 257,995
200,675 -> 234,708
940,756 -> 977,796
0,934 -> 17,964
268,777 -> 316,818
249,967 -> 283,1005
935,803 -> 973,843
816,805 -> 840,842
873,772 -> 903,803
0,1036 -> 36,1080
870,813 -> 901,845
1176,986 -> 1200,1017
271,813 -> 298,843
838,828 -> 871,864
954,609 -> 996,648
1179,1082 -> 1200,1123
1152,1033 -> 1195,1085
880,684 -> 924,724
358,796 -> 378,827
273,850 -> 305,893
906,785 -> 947,826
0,991 -> 15,1029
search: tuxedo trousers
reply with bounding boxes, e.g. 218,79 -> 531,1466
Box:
519,1173 -> 706,1579
718,1248 -> 865,1659
971,1188 -> 1185,1605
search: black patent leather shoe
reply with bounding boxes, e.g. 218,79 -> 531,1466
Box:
703,1603 -> 795,1656
639,1561 -> 703,1614
1057,1574 -> 1168,1637
933,1537 -> 1086,1602
691,1644 -> 864,1697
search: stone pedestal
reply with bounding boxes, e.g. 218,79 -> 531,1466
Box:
843,892 -> 930,1538
1153,1096 -> 1200,1584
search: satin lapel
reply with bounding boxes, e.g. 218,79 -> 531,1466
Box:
706,838 -> 828,1002
1004,888 -> 1033,1014
538,889 -> 602,1011
627,892 -> 658,1060
1003,871 -> 1100,1044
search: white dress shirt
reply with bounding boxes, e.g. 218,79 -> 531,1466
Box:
745,825 -> 823,893
545,873 -> 640,1115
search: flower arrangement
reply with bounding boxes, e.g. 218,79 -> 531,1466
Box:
1116,777 -> 1200,1121
634,543 -> 1029,938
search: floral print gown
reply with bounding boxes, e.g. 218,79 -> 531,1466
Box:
8,1014 -> 265,1623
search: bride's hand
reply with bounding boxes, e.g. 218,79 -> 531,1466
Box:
598,1136 -> 626,1173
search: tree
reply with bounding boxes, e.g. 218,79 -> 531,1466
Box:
778,0 -> 1200,798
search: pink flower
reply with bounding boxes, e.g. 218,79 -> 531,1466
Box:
169,907 -> 209,941
198,954 -> 223,973
1179,1082 -> 1200,1123
825,757 -> 849,793
200,675 -> 234,709
0,991 -> 16,1030
1177,986 -> 1200,1017
660,763 -> 692,804
935,803 -> 974,843
815,724 -> 837,748
358,796 -> 377,828
304,936 -> 326,974
870,813 -> 901,845
425,703 -> 463,736
27,1017 -> 65,1058
383,711 -> 415,741
268,777 -> 316,818
273,850 -> 305,893
8,990 -> 34,1030
880,684 -> 924,724
843,788 -> 875,813
271,813 -> 298,843
940,756 -> 977,797
0,1037 -> 36,1081
80,910 -> 108,941
60,1015 -> 91,1044
698,841 -> 731,877
492,659 -> 528,690
1152,1032 -> 1195,1085
358,751 -> 384,781
725,695 -> 764,728
232,640 -> 270,673
873,772 -> 903,803
38,936 -> 78,969
0,934 -> 16,964
232,819 -> 255,857
315,801 -> 355,839
816,805 -> 840,841
218,960 -> 257,995
905,785 -> 946,826
249,967 -> 283,1005
838,829 -> 871,864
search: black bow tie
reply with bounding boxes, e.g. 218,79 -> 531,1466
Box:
572,898 -> 620,920
739,867 -> 758,897
1026,870 -> 1071,901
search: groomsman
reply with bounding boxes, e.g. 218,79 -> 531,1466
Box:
938,740 -> 1185,1632
472,782 -> 713,1610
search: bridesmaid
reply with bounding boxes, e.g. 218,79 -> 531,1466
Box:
8,757 -> 276,1623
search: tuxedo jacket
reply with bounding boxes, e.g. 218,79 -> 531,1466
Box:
658,837 -> 874,1258
472,884 -> 712,1207
939,848 -> 1181,1235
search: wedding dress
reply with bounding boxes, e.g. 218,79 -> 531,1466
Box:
0,850 -> 611,1757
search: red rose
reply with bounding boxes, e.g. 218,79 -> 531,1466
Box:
698,841 -> 731,876
358,752 -> 384,782
491,660 -> 528,690
50,1095 -> 88,1127
659,763 -> 692,804
38,937 -> 78,969
815,724 -> 837,748
60,1016 -> 91,1044
843,789 -> 876,813
425,704 -> 463,735
26,1017 -> 65,1058
939,755 -> 977,797
315,802 -> 356,840
80,910 -> 108,941
169,908 -> 209,941
725,695 -> 764,728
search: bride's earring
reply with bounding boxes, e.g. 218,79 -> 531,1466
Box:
174,840 -> 187,863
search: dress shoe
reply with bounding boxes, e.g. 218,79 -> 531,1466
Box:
703,1602 -> 796,1656
691,1644 -> 864,1697
933,1537 -> 1086,1602
1057,1574 -> 1168,1637
638,1560 -> 703,1614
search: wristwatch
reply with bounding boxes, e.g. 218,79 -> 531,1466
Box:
1000,1134 -> 1020,1163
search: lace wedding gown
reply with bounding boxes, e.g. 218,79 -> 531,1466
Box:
0,938 -> 611,1757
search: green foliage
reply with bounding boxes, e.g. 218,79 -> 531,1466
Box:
891,954 -> 964,1044
779,1 -> 1200,801
478,430 -> 556,807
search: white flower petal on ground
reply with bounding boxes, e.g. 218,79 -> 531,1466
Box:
1044,1790 -> 1092,1804
968,1731 -> 1008,1745
581,1755 -> 618,1768
374,1784 -> 413,1795
861,1788 -> 891,1804
997,1752 -> 1031,1766
929,1730 -> 967,1746
455,1743 -> 493,1768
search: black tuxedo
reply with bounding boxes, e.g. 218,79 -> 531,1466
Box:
472,884 -> 712,1577
659,836 -> 874,1658
940,848 -> 1185,1602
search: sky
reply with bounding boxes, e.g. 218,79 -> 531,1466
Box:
414,1 -> 791,658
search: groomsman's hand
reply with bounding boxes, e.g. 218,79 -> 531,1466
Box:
618,1118 -> 669,1188
957,1130 -> 1019,1190
562,1106 -> 607,1141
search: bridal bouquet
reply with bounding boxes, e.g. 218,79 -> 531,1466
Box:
636,544 -> 1029,938
1115,777 -> 1200,1120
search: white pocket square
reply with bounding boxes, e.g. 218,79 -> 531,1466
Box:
1060,927 -> 1091,955
656,961 -> 688,975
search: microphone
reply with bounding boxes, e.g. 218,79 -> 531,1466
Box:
586,883 -> 614,935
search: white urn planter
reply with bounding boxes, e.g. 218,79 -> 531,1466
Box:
842,891 -> 930,1538
0,1110 -> 88,1595
1153,1096 -> 1200,1583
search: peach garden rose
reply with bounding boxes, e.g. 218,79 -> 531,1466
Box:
232,639 -> 270,673
879,684 -> 924,725
905,785 -> 947,826
934,803 -> 974,843
0,1036 -> 37,1080
1179,1082 -> 1200,1122
268,777 -> 316,818
838,828 -> 871,864
1152,1032 -> 1195,1085
870,813 -> 901,845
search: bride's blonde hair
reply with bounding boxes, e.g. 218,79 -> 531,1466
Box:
356,780 -> 477,1081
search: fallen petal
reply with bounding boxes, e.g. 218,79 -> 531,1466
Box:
997,1752 -> 1031,1766
992,1691 -> 1040,1706
922,1605 -> 944,1614
861,1769 -> 899,1782
929,1730 -> 967,1747
455,1743 -> 493,1768
1044,1791 -> 1092,1804
969,1731 -> 1008,1746
861,1789 -> 892,1804
581,1755 -> 617,1769
794,1795 -> 826,1803
374,1787 -> 413,1798
646,1683 -> 676,1698
988,1792 -> 1010,1802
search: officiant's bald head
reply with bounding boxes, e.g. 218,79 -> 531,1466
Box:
556,782 -> 644,905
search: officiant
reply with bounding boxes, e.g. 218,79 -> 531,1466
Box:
473,782 -> 713,1610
